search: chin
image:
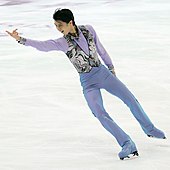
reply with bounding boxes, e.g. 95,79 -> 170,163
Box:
64,33 -> 69,36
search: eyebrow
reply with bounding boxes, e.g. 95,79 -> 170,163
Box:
55,21 -> 62,24
54,22 -> 63,26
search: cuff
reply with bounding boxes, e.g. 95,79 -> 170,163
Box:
17,37 -> 27,45
108,65 -> 114,70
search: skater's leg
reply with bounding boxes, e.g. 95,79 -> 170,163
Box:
83,88 -> 132,147
102,74 -> 165,138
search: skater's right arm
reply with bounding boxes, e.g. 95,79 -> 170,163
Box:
6,29 -> 68,53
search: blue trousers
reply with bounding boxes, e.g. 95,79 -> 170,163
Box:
80,65 -> 154,147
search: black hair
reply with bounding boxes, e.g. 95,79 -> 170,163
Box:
53,8 -> 75,25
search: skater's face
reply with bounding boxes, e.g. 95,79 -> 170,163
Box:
54,20 -> 74,36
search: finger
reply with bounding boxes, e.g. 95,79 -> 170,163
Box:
6,30 -> 12,35
13,29 -> 18,32
12,29 -> 18,34
12,29 -> 17,34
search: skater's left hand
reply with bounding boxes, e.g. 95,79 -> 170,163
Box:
110,68 -> 116,76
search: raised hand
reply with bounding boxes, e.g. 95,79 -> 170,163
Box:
6,29 -> 21,41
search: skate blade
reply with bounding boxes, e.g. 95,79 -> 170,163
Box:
147,135 -> 167,139
120,151 -> 139,160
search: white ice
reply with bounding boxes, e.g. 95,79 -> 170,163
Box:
0,0 -> 170,169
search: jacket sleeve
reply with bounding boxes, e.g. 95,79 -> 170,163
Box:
18,37 -> 68,53
85,25 -> 114,69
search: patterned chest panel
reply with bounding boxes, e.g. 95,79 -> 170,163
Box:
64,25 -> 101,73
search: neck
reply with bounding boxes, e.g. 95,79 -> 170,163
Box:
69,25 -> 78,37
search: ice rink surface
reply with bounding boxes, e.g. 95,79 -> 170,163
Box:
0,0 -> 170,169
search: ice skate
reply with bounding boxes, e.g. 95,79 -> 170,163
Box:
147,127 -> 166,139
118,140 -> 139,160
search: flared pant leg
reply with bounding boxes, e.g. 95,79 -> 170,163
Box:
83,88 -> 131,147
101,74 -> 154,134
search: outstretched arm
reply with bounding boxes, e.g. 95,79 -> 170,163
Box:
6,29 -> 68,53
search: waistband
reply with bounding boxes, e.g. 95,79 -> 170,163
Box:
79,65 -> 103,83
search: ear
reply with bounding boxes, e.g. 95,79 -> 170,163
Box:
69,20 -> 73,25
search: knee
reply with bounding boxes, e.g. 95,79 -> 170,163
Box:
89,102 -> 105,116
95,112 -> 108,122
122,93 -> 137,107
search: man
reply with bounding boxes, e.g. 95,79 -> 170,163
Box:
6,8 -> 166,160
